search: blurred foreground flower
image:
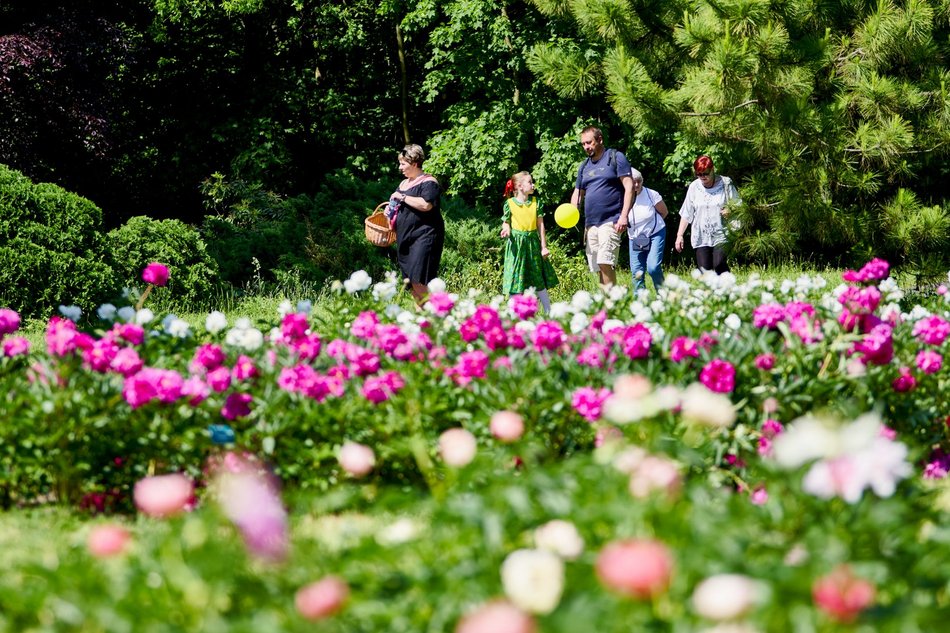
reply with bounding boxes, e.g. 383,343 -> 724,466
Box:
812,565 -> 875,623
773,413 -> 911,503
501,548 -> 564,614
134,473 -> 194,518
455,600 -> 536,633
490,410 -> 525,443
439,428 -> 477,467
691,573 -> 762,621
338,441 -> 376,477
596,538 -> 673,599
533,520 -> 584,561
86,524 -> 132,558
142,262 -> 170,286
295,576 -> 349,620
213,460 -> 288,562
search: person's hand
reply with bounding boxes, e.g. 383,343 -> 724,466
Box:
675,235 -> 685,252
500,223 -> 510,238
541,246 -> 550,258
615,216 -> 628,233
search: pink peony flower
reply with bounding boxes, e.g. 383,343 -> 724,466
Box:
350,311 -> 379,339
221,392 -> 253,420
509,294 -> 539,320
490,410 -> 525,443
913,314 -> 950,346
280,312 -> 310,341
338,441 -> 376,477
754,353 -> 776,371
206,365 -> 232,392
295,576 -> 349,620
628,456 -> 682,499
455,601 -> 536,633
2,336 -> 30,357
181,375 -> 210,405
596,538 -> 674,599
812,565 -> 875,623
531,321 -> 566,352
891,367 -> 916,392
752,303 -> 785,328
141,262 -> 170,286
439,428 -> 477,467
669,336 -> 699,363
134,473 -> 193,518
571,386 -> 611,422
427,292 -> 456,316
46,316 -> 80,357
620,323 -> 652,360
577,342 -> 609,368
0,308 -> 21,335
191,343 -> 226,372
699,358 -> 736,393
916,349 -> 943,374
87,524 -> 132,557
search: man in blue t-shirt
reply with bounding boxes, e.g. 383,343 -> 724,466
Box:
570,126 -> 633,287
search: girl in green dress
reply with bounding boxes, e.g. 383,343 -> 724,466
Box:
500,171 -> 558,312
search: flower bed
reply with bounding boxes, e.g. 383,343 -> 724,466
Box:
0,259 -> 949,629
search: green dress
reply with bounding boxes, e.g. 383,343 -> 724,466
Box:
502,196 -> 559,295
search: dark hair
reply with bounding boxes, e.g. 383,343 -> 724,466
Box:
580,126 -> 603,142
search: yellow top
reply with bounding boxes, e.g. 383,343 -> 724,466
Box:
503,196 -> 542,232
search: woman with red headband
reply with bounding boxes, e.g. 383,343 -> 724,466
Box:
674,155 -> 741,274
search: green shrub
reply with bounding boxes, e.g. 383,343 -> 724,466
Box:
105,216 -> 219,310
0,164 -> 116,317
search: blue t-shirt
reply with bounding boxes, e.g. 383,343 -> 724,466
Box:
574,149 -> 631,227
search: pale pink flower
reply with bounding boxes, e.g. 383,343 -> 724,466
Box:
490,410 -> 525,443
596,538 -> 674,599
439,428 -> 477,467
812,565 -> 875,623
577,343 -> 608,368
628,456 -> 682,499
691,573 -> 760,621
295,576 -> 349,620
339,441 -> 376,477
181,376 -> 210,405
613,373 -> 652,400
87,524 -> 132,558
455,601 -> 536,633
134,473 -> 193,517
750,486 -> 768,505
212,463 -> 288,562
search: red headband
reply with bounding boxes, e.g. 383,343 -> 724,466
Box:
503,179 -> 515,198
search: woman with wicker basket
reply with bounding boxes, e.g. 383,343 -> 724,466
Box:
389,144 -> 443,304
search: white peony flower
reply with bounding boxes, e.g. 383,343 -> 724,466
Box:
533,520 -> 584,561
570,290 -> 593,312
691,573 -> 761,621
501,548 -> 564,614
549,302 -> 571,319
59,305 -> 82,322
569,312 -> 589,334
134,308 -> 155,324
373,280 -> 398,303
679,383 -> 736,428
427,277 -> 447,294
206,311 -> 228,334
375,517 -> 421,546
343,270 -> 372,294
724,313 -> 741,330
277,300 -> 294,318
117,306 -> 136,322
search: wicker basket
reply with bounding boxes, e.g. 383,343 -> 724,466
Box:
364,202 -> 396,247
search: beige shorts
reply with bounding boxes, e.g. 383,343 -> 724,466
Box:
585,221 -> 622,271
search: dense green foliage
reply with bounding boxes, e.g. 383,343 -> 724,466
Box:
4,0 -> 950,286
0,164 -> 115,316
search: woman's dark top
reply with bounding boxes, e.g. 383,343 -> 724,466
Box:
395,176 -> 443,285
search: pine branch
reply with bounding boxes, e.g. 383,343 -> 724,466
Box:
678,99 -> 760,116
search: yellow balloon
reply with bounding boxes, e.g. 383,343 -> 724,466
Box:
554,203 -> 580,229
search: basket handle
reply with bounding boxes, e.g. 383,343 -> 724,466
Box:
370,202 -> 389,216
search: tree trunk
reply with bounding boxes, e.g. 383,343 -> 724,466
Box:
396,22 -> 410,144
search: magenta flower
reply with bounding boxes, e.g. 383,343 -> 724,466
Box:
788,312 -> 823,345
571,386 -> 611,422
891,367 -> 916,393
426,292 -> 456,316
699,358 -> 736,393
123,368 -> 184,408
669,336 -> 699,363
752,303 -> 785,329
114,323 -> 145,346
46,316 -> 80,357
754,353 -> 776,371
375,324 -> 408,355
923,448 -> 950,479
362,371 -> 405,403
2,336 -> 30,357
141,262 -> 170,286
854,323 -> 894,365
181,376 -> 210,405
916,349 -> 942,374
280,312 -> 310,341
206,366 -> 232,392
620,324 -> 652,360
577,343 -> 609,368
83,338 -> 119,373
232,355 -> 259,381
110,347 -> 143,376
0,308 -> 21,335
509,294 -> 539,320
222,392 -> 253,420
912,315 -> 950,346
350,311 -> 379,339
532,321 -> 567,352
191,343 -> 226,373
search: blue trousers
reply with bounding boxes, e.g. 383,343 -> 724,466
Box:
629,226 -> 666,291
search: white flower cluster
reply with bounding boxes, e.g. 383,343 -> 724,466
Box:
225,317 -> 264,351
772,412 -> 911,504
